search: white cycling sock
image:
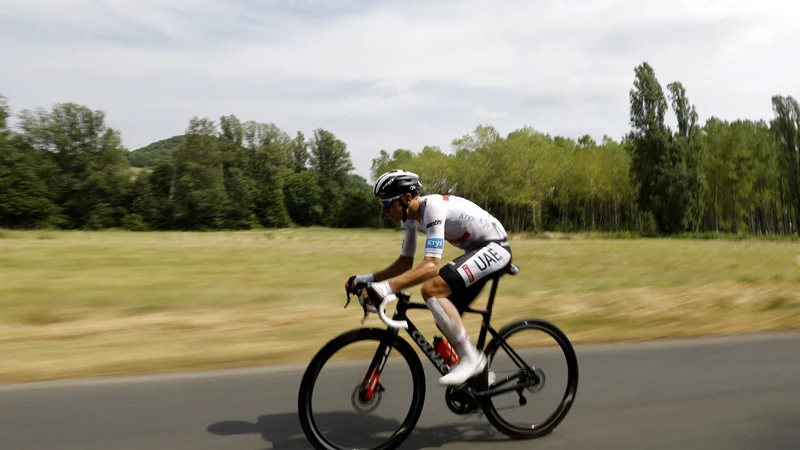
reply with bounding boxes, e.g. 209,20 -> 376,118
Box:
451,329 -> 480,361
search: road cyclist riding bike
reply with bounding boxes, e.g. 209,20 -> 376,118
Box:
299,168 -> 580,450
349,169 -> 513,386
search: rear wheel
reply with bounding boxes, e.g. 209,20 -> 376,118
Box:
479,318 -> 579,439
298,327 -> 427,450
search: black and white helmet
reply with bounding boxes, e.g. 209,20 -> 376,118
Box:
373,169 -> 422,198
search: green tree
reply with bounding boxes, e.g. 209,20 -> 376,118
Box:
628,63 -> 705,234
169,117 -> 230,229
0,95 -> 62,228
666,81 -> 706,232
770,95 -> 800,234
242,121 -> 293,228
627,62 -> 671,232
17,102 -> 132,229
309,128 -> 354,185
308,128 -> 355,225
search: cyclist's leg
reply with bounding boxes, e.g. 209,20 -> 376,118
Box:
423,240 -> 513,328
421,274 -> 486,385
423,241 -> 512,385
420,277 -> 472,359
419,276 -> 455,333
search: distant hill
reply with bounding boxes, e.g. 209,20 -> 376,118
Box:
126,135 -> 185,167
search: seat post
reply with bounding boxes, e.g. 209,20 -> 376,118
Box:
485,275 -> 501,313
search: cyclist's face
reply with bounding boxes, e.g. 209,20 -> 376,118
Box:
379,195 -> 404,222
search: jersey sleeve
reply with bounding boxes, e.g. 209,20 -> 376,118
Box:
422,199 -> 446,258
399,221 -> 417,257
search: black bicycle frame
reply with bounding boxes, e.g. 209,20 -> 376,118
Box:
361,269 -> 536,398
390,272 -> 502,378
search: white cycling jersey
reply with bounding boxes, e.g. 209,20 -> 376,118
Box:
400,194 -> 508,258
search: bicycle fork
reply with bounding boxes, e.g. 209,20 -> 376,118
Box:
358,330 -> 397,402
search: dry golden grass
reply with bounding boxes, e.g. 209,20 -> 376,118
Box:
0,228 -> 798,383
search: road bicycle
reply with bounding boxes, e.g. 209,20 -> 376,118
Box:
297,263 -> 579,450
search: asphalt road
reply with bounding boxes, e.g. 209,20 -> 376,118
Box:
0,332 -> 798,450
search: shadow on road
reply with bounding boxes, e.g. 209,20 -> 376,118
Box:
207,411 -> 516,449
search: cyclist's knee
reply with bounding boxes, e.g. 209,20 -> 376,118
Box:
421,276 -> 451,300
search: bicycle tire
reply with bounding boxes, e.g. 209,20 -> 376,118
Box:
298,327 -> 427,450
479,318 -> 579,439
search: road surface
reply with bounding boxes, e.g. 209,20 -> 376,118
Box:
0,332 -> 798,450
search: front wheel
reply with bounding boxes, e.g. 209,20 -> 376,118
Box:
479,318 -> 579,439
298,327 -> 427,450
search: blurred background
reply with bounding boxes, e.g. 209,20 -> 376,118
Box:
0,1 -> 798,449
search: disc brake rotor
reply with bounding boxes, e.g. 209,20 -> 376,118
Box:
351,383 -> 382,413
526,366 -> 546,393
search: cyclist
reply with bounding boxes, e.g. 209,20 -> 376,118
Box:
347,169 -> 512,386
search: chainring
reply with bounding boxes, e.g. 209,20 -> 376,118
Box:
445,386 -> 480,415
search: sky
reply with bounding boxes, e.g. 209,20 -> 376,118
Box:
1,0 -> 798,179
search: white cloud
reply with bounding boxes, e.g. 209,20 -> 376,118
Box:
1,0 -> 799,179
473,108 -> 508,120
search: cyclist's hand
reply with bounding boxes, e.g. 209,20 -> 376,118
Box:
364,281 -> 393,311
346,274 -> 374,292
359,291 -> 378,313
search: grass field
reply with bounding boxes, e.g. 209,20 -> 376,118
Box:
1,228 -> 799,383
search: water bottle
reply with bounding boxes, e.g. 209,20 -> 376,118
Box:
433,335 -> 459,366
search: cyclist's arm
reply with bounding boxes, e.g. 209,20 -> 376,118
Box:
372,255 -> 414,281
387,200 -> 446,292
370,221 -> 417,282
387,255 -> 440,292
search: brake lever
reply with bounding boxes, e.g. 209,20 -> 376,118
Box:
344,282 -> 371,324
344,276 -> 356,309
343,288 -> 365,307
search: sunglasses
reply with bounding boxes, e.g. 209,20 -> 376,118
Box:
379,195 -> 402,208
